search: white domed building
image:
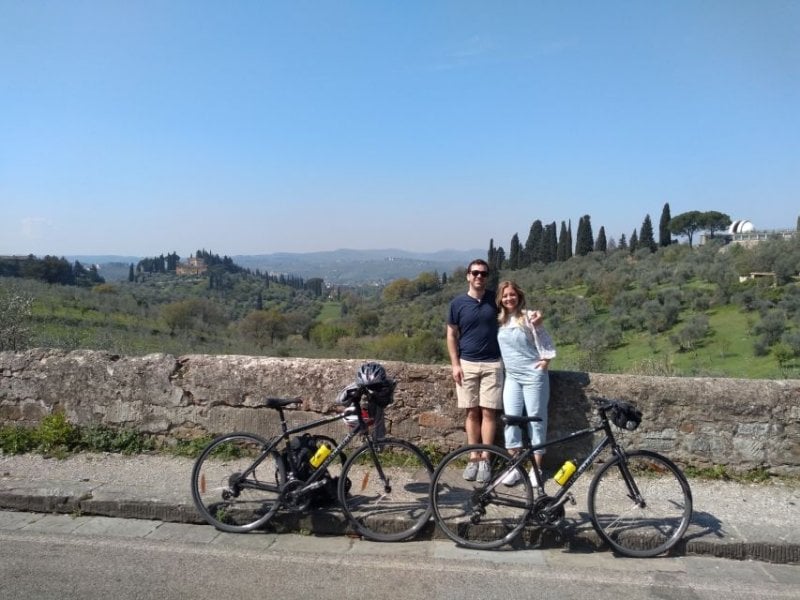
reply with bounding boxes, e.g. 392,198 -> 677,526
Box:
713,219 -> 795,249
728,220 -> 755,234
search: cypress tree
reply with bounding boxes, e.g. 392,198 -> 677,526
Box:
540,222 -> 557,264
575,217 -> 585,255
659,202 -> 672,247
548,223 -> 558,263
495,246 -> 506,268
508,233 -> 521,270
575,215 -> 594,256
489,246 -> 505,290
594,226 -> 607,253
556,221 -> 570,261
487,239 -> 497,271
524,220 -> 543,265
639,214 -> 657,253
567,220 -> 573,259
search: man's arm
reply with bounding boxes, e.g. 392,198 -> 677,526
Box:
446,324 -> 463,385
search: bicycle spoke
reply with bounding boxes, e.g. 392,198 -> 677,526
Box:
191,433 -> 285,533
589,450 -> 692,557
339,439 -> 432,542
431,445 -> 532,549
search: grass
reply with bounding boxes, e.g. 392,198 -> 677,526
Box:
553,303 -> 797,379
168,436 -> 216,458
316,301 -> 342,322
683,464 -> 777,484
0,413 -> 155,457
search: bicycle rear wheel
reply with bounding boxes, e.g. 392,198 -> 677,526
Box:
588,449 -> 692,557
190,432 -> 285,533
339,438 -> 433,542
431,445 -> 532,549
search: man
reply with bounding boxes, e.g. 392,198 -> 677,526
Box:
446,258 -> 504,482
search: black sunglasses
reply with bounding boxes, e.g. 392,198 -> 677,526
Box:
470,270 -> 489,277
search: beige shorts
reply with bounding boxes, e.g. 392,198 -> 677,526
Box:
456,359 -> 504,410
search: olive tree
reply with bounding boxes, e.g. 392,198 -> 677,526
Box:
0,287 -> 33,351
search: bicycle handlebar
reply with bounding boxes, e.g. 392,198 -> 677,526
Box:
591,396 -> 625,413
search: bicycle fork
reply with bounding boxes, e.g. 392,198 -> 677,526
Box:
363,439 -> 392,494
612,451 -> 648,508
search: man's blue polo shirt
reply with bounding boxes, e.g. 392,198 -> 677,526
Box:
447,292 -> 501,362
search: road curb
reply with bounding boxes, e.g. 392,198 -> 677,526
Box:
2,490 -> 798,565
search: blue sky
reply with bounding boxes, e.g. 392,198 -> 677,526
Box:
2,1 -> 798,257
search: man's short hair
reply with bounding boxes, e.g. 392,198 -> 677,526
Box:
467,258 -> 489,272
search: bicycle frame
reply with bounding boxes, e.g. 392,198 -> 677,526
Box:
237,399 -> 375,497
490,407 -> 632,513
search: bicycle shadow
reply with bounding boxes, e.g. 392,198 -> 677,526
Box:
681,509 -> 724,542
501,508 -> 723,554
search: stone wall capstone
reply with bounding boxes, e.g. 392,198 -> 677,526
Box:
1,349 -> 798,475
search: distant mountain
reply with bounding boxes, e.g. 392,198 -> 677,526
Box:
67,249 -> 484,285
232,248 -> 484,284
64,255 -> 141,265
64,256 -> 140,282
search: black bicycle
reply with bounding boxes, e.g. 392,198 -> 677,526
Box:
430,397 -> 693,557
190,382 -> 433,542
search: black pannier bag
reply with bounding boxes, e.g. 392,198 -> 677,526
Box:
612,401 -> 642,431
283,434 -> 348,506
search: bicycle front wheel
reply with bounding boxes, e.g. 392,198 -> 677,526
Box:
588,449 -> 693,557
190,432 -> 286,533
339,438 -> 433,542
431,445 -> 533,549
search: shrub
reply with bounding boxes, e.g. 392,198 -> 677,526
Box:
753,310 -> 787,346
168,436 -> 215,458
0,425 -> 37,454
80,425 -> 154,454
781,331 -> 800,356
0,417 -> 154,456
772,342 -> 795,369
35,413 -> 80,454
0,287 -> 33,351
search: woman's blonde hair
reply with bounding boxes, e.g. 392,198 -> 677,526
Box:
496,280 -> 526,324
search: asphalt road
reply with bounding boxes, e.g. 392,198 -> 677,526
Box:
1,511 -> 798,600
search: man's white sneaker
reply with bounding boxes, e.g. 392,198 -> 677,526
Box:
476,460 -> 491,483
463,461 -> 479,481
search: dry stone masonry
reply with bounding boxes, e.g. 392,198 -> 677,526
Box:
1,349 -> 798,475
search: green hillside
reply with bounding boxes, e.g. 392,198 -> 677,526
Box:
2,236 -> 800,379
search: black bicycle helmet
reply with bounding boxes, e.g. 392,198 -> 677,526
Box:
356,362 -> 388,386
355,362 -> 396,407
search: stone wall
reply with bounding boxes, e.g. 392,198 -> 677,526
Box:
1,349 -> 798,475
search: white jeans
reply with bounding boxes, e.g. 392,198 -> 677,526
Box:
502,367 -> 549,453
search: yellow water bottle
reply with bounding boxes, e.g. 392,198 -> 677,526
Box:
309,442 -> 332,469
553,459 -> 577,486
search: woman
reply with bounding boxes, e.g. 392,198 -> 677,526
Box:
496,280 -> 556,487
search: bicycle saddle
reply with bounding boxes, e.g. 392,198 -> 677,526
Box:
264,397 -> 303,409
502,414 -> 542,427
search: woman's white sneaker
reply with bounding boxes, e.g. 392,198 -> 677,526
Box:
529,467 -> 545,489
502,468 -> 521,486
